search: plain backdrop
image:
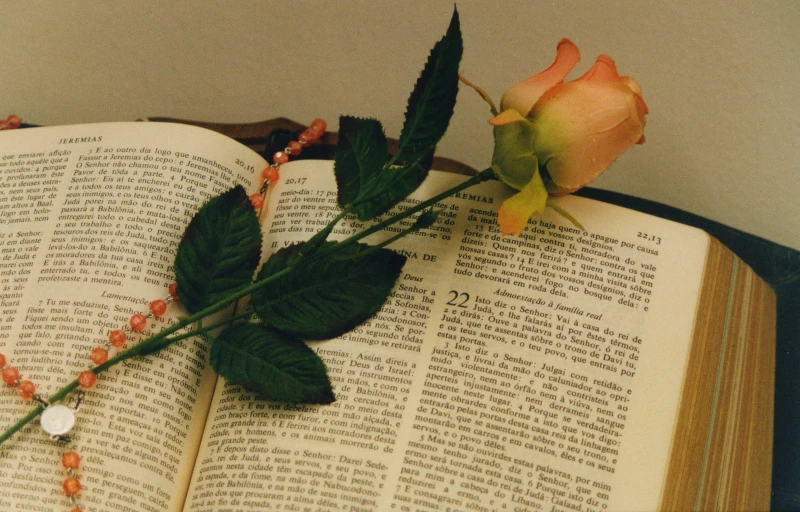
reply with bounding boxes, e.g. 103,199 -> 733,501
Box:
3,1 -> 798,250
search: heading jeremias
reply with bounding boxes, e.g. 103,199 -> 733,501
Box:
58,136 -> 103,144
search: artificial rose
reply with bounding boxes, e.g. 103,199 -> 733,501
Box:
489,39 -> 648,235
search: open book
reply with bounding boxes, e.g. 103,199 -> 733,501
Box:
0,122 -> 775,511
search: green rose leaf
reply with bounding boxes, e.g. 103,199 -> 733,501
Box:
333,8 -> 462,222
350,163 -> 432,221
251,242 -> 406,340
333,118 -> 435,220
174,185 -> 262,314
333,116 -> 428,220
211,323 -> 335,404
395,8 -> 462,165
335,116 -> 389,208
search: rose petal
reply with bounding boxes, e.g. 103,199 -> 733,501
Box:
577,55 -> 619,82
500,39 -> 580,116
531,80 -> 646,190
620,75 -> 649,121
497,170 -> 548,235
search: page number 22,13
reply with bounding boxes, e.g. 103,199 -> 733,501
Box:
637,231 -> 662,245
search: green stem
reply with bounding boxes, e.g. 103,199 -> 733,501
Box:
326,167 -> 495,256
297,210 -> 349,258
0,406 -> 44,445
157,309 -> 258,349
357,226 -> 417,258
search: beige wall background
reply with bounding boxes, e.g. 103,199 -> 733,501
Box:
4,1 -> 798,250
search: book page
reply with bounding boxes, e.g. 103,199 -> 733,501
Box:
183,161 -> 708,512
0,123 -> 266,511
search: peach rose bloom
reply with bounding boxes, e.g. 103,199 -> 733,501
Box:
491,39 -> 648,235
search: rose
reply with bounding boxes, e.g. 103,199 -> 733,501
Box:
488,39 -> 648,235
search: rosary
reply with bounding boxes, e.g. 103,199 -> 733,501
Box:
0,118 -> 325,510
1,286 -> 179,511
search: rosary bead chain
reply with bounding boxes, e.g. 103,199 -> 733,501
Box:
62,451 -> 82,503
249,118 -> 327,208
1,282 -> 182,510
1,353 -> 38,400
1,352 -> 81,509
79,287 -> 178,390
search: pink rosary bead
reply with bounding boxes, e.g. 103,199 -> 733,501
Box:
17,380 -> 35,399
149,299 -> 167,317
62,451 -> 81,469
262,166 -> 280,183
272,151 -> 290,165
78,371 -> 97,389
310,118 -> 327,133
299,118 -> 326,145
287,140 -> 303,156
2,366 -> 20,386
63,476 -> 81,496
90,347 -> 109,365
109,329 -> 127,347
249,193 -> 265,209
298,130 -> 317,145
129,313 -> 147,332
0,114 -> 21,130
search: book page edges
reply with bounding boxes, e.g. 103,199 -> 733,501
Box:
660,236 -> 775,511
